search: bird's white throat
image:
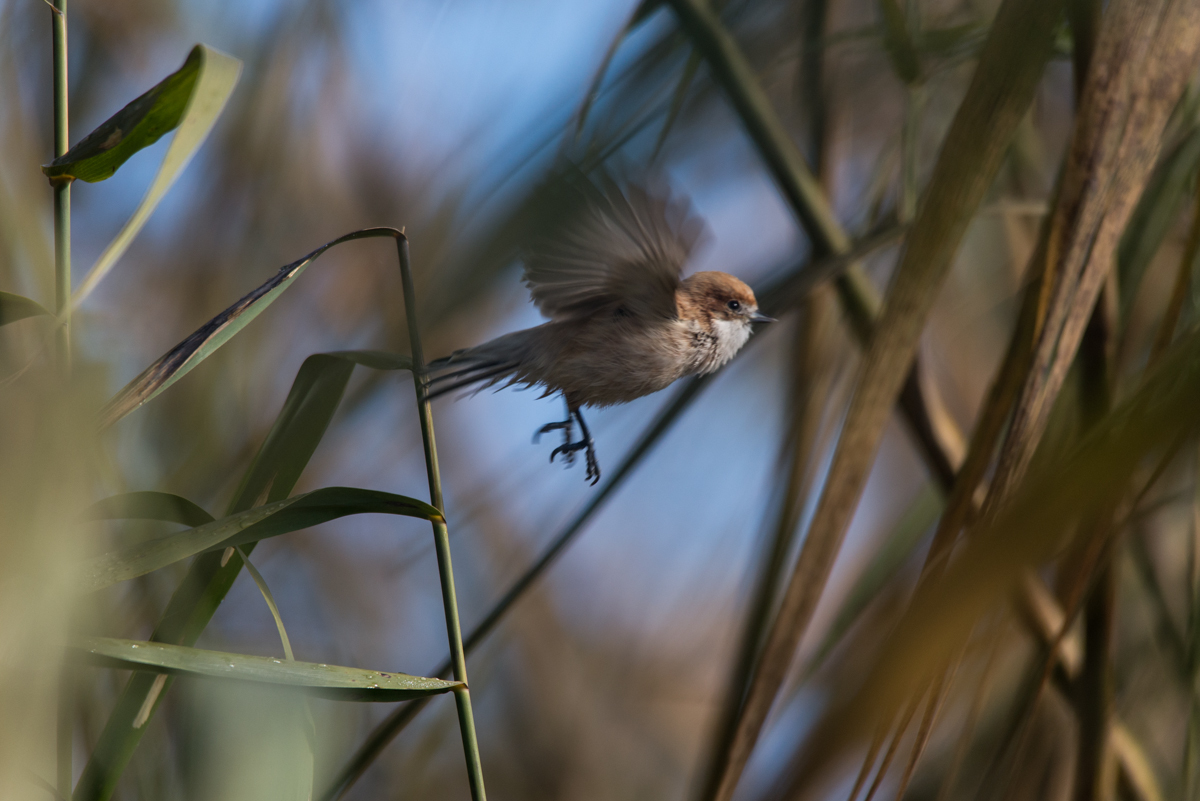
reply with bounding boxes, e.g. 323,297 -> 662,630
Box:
708,318 -> 753,370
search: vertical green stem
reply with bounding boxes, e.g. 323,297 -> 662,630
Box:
396,234 -> 486,801
51,2 -> 72,796
51,0 -> 71,370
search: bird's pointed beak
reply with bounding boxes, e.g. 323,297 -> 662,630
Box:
750,311 -> 776,324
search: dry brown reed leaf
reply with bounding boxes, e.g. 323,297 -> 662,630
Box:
984,0 -> 1200,515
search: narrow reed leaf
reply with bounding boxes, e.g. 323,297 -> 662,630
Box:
87,491 -> 215,527
0,291 -> 51,327
879,0 -> 921,85
698,0 -> 1064,795
1149,182 -> 1200,361
651,48 -> 701,160
60,45 -> 242,306
665,0 -> 849,255
228,350 -> 413,510
862,690 -> 924,801
81,486 -> 441,593
1112,723 -> 1166,801
804,484 -> 942,679
1118,126 -> 1200,326
695,295 -> 842,801
575,3 -> 647,137
69,637 -> 460,701
98,230 -> 407,429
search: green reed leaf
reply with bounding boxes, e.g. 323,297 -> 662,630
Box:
70,637 -> 460,702
97,231 -> 406,429
0,291 -> 51,327
81,486 -> 441,593
87,491 -> 215,528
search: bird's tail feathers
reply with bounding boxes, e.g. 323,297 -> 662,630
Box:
425,328 -> 544,400
426,359 -> 520,400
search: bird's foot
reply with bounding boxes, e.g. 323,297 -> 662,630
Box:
534,418 -> 575,464
549,437 -> 601,485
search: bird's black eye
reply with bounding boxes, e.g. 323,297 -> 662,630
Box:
727,299 -> 742,312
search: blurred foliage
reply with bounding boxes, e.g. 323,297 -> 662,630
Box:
5,0 -> 1200,800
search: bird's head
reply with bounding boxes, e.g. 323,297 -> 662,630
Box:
678,271 -> 775,370
680,271 -> 775,326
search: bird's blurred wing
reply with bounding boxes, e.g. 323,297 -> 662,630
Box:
523,178 -> 705,321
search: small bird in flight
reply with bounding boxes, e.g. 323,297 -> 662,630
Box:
428,177 -> 773,484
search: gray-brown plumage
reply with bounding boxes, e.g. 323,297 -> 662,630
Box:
429,178 -> 772,484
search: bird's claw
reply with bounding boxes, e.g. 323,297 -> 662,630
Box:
584,448 -> 600,485
548,438 -> 601,484
533,419 -> 572,444
538,405 -> 599,484
536,418 -> 576,463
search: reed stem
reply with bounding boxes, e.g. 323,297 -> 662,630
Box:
396,234 -> 486,801
51,0 -> 71,371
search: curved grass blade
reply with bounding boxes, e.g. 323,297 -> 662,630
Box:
77,335 -> 412,801
98,230 -> 405,429
70,637 -> 460,702
235,547 -> 295,660
55,45 -> 242,307
232,544 -> 314,800
87,491 -> 215,528
0,291 -> 51,327
81,486 -> 441,593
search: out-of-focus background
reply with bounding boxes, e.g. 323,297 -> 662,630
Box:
3,0 -> 1198,800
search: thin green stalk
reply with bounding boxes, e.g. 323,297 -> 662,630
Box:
396,234 -> 486,801
51,2 -> 71,795
50,0 -> 70,370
